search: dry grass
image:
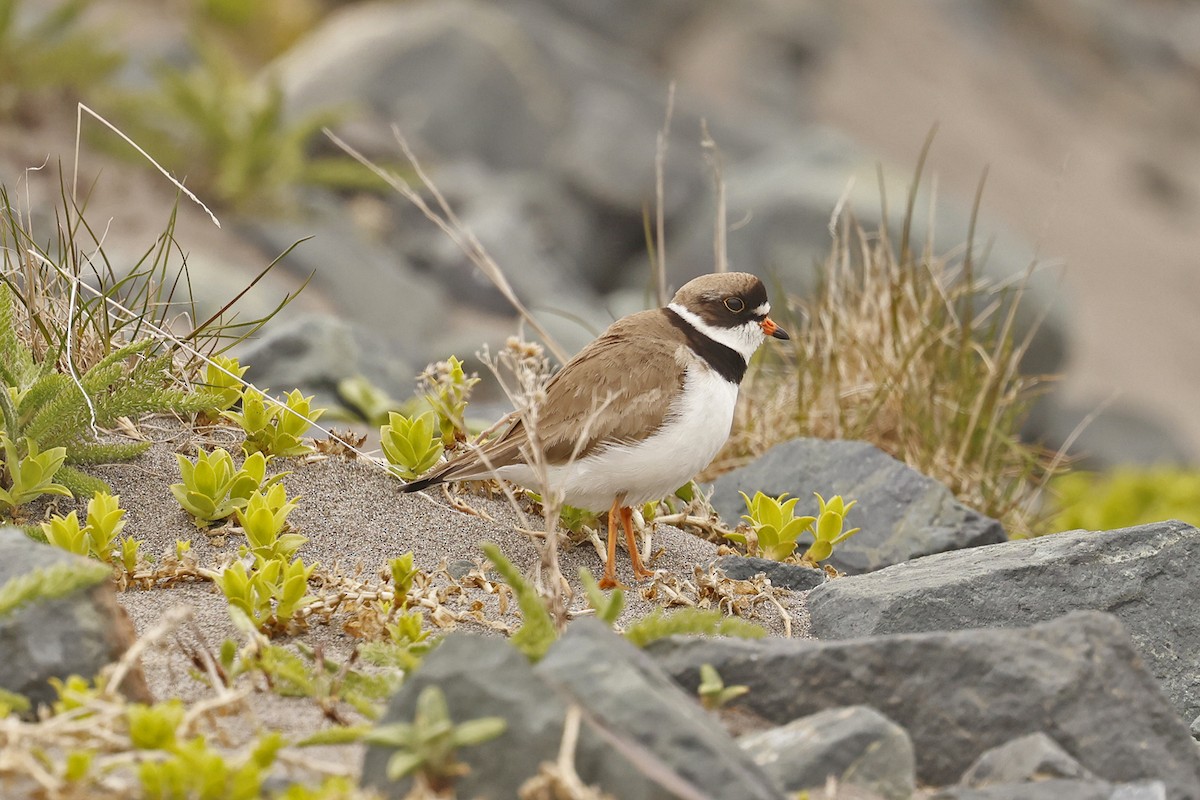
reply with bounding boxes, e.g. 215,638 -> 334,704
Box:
713,181 -> 1059,537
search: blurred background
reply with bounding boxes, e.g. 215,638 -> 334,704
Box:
2,0 -> 1199,469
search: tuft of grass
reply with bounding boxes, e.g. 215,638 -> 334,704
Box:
715,164 -> 1058,537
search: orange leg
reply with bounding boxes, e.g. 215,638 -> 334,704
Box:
620,506 -> 655,581
598,496 -> 622,589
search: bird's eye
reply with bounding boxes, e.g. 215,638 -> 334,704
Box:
724,297 -> 745,313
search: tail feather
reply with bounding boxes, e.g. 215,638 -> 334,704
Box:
399,472 -> 444,493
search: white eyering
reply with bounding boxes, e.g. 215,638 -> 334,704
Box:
668,302 -> 766,362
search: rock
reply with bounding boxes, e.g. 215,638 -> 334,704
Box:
960,733 -> 1096,787
236,313 -> 419,411
238,199 -> 446,354
646,611 -> 1200,798
714,555 -> 825,591
925,779 -> 1148,800
0,528 -> 150,711
536,618 -> 786,800
708,438 -> 1006,574
806,520 -> 1200,722
1023,397 -> 1195,469
361,634 -> 633,799
738,705 -> 915,799
362,629 -> 784,799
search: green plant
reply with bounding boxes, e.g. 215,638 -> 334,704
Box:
0,0 -> 123,121
171,448 -> 284,526
42,491 -> 140,570
126,698 -> 186,750
0,433 -> 71,514
0,282 -> 219,497
0,559 -> 109,618
480,542 -> 556,661
236,483 -> 305,562
217,558 -> 316,635
364,685 -> 505,792
806,492 -> 861,563
1045,468 -> 1200,534
419,356 -> 480,448
697,663 -> 749,711
215,618 -> 402,720
624,608 -> 766,648
137,732 -> 283,800
201,354 -> 249,413
380,411 -> 443,481
732,491 -> 817,561
579,567 -> 624,625
226,388 -> 324,458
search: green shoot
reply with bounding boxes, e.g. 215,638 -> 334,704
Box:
226,388 -> 324,458
201,354 -> 249,413
697,663 -> 749,711
805,493 -> 861,563
624,608 -> 766,648
42,491 -> 137,568
735,491 -> 817,561
0,433 -> 71,514
170,448 -> 284,526
364,685 -> 505,791
236,483 -> 305,562
480,542 -> 556,661
380,411 -> 443,481
579,567 -> 624,625
420,356 -> 480,448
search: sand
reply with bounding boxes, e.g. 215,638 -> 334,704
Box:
61,417 -> 812,784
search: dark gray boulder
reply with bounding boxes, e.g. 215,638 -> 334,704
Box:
807,520 -> 1200,722
646,611 -> 1200,798
363,628 -> 785,799
708,438 -> 1005,574
738,705 -> 915,799
0,528 -> 150,710
536,619 -> 785,800
714,555 -> 826,591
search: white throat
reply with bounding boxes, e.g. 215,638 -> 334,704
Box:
668,302 -> 765,362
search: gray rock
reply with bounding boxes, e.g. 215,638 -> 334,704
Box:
961,733 -> 1095,787
238,202 -> 445,354
0,528 -> 150,710
361,634 -> 655,799
536,619 -> 785,800
236,313 -> 418,412
714,555 -> 826,591
363,630 -> 783,799
738,705 -> 915,800
806,520 -> 1200,722
925,779 -> 1121,800
646,611 -> 1200,798
512,0 -> 718,62
708,438 -> 1006,574
277,1 -> 558,170
1024,397 -> 1195,469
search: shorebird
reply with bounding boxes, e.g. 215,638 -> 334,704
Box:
401,272 -> 788,588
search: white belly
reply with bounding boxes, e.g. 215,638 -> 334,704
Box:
497,365 -> 738,511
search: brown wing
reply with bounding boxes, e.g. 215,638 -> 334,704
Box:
416,310 -> 688,485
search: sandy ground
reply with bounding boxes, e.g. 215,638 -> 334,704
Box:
64,418 -> 811,783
